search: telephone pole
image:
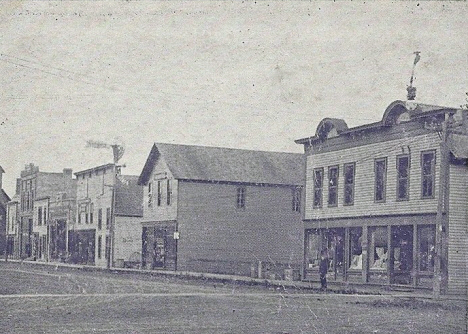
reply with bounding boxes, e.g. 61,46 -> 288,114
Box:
433,111 -> 456,298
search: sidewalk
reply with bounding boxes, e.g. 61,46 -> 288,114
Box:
2,258 -> 465,301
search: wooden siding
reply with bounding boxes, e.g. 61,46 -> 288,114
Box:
177,181 -> 303,276
448,164 -> 468,294
141,156 -> 178,223
113,215 -> 143,263
305,132 -> 441,220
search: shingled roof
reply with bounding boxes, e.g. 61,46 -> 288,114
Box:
448,134 -> 468,160
138,143 -> 305,186
114,175 -> 143,217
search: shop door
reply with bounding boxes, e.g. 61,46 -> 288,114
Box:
391,225 -> 413,285
152,228 -> 166,268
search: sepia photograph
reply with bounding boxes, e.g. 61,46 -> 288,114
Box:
0,1 -> 467,333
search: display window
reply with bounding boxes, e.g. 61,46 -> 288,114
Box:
418,225 -> 435,272
349,227 -> 363,270
369,226 -> 388,270
305,229 -> 320,269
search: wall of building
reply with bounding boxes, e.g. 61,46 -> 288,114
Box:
177,181 -> 303,277
113,215 -> 143,265
448,163 -> 468,294
141,157 -> 178,223
74,167 -> 114,267
305,132 -> 441,220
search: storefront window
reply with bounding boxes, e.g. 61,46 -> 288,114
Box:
369,226 -> 388,270
418,225 -> 435,272
349,228 -> 363,270
324,228 -> 345,274
306,230 -> 320,269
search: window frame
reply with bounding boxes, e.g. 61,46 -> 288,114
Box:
167,179 -> 172,206
292,187 -> 301,212
327,165 -> 339,207
374,157 -> 387,203
98,208 -> 102,230
421,150 -> 436,199
157,180 -> 162,207
343,162 -> 356,206
38,207 -> 42,226
236,186 -> 246,209
396,154 -> 410,201
312,168 -> 324,209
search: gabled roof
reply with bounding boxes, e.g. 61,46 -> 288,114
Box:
138,143 -> 305,186
115,175 -> 143,217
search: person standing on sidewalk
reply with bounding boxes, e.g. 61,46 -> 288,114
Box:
319,249 -> 329,291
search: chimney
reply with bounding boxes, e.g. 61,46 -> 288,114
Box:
0,166 -> 4,190
63,168 -> 73,178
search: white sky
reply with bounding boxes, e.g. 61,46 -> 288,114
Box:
1,1 -> 467,196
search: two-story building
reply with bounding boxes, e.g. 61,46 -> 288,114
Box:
137,143 -> 304,278
71,164 -> 143,267
295,100 -> 467,294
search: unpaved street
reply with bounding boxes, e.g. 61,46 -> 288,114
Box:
0,262 -> 465,334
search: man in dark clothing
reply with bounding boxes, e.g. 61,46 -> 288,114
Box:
319,249 -> 328,291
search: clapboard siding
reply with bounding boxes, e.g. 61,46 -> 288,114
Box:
448,164 -> 468,294
305,132 -> 441,220
177,181 -> 303,276
141,156 -> 178,222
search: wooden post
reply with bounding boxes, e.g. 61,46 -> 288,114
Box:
387,225 -> 392,285
361,226 -> 368,283
412,224 -> 418,287
344,227 -> 350,281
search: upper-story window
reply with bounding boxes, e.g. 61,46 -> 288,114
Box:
90,203 -> 94,224
421,150 -> 436,198
106,207 -> 111,229
374,158 -> 387,203
397,154 -> 410,201
38,207 -> 42,226
292,187 -> 301,212
43,207 -> 47,225
157,180 -> 162,206
328,166 -> 339,207
313,168 -> 324,208
236,187 -> 246,209
148,182 -> 153,207
167,179 -> 172,206
98,208 -> 102,230
344,163 -> 355,206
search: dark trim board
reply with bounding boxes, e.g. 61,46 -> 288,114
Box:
304,213 -> 437,229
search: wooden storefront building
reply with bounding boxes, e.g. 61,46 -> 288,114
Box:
137,143 -> 304,278
295,100 -> 468,294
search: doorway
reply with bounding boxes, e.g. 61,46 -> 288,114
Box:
391,225 -> 413,285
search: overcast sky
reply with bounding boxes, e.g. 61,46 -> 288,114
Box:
1,1 -> 467,196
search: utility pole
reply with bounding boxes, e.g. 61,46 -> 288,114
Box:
433,111 -> 456,298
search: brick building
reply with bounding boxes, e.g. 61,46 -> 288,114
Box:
295,100 -> 468,294
15,164 -> 75,260
70,164 -> 143,267
137,143 -> 304,278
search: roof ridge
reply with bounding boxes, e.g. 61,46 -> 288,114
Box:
154,142 -> 302,156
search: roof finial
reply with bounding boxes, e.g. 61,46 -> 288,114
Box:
407,51 -> 421,101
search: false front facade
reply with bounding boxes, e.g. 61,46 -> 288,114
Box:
296,100 -> 468,294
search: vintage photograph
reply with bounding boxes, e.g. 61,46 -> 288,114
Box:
0,1 -> 467,333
